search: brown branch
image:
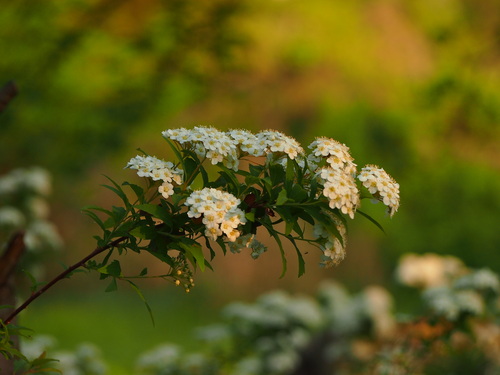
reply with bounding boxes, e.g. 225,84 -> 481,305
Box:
0,81 -> 18,113
4,235 -> 128,325
0,232 -> 25,286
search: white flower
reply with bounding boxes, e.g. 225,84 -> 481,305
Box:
357,165 -> 399,217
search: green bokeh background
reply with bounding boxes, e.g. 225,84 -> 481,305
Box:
2,0 -> 499,372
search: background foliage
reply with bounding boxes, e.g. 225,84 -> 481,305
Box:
1,0 -> 499,373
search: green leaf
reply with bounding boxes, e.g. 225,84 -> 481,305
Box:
129,224 -> 154,240
136,204 -> 171,222
140,267 -> 148,276
289,184 -> 308,202
112,205 -> 127,224
123,182 -> 145,202
245,211 -> 255,222
285,158 -> 295,188
309,178 -> 318,199
274,206 -> 294,235
262,222 -> 287,278
21,270 -> 47,293
82,209 -> 107,231
287,237 -> 306,277
245,175 -> 261,186
249,164 -> 263,177
164,137 -> 185,173
297,210 -> 315,226
126,280 -> 155,326
98,260 -> 122,277
357,210 -> 386,234
276,189 -> 288,206
200,164 -> 210,186
184,157 -> 200,183
269,163 -> 286,186
179,241 -> 206,271
113,220 -> 137,237
304,207 -> 344,245
216,237 -> 227,255
105,278 -> 118,292
102,176 -> 131,209
217,165 -> 241,195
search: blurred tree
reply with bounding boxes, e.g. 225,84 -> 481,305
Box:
0,0 -> 248,175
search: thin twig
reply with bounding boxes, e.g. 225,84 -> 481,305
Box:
4,235 -> 128,325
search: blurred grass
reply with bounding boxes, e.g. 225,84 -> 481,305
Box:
21,283 -> 218,374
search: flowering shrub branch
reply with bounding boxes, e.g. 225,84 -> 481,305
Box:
1,127 -> 400,371
3,126 -> 400,328
81,126 -> 399,292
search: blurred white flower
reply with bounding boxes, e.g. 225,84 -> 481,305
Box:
424,286 -> 460,320
455,268 -> 500,292
396,253 -> 466,289
24,221 -> 63,253
136,344 -> 181,374
21,335 -> 57,361
363,286 -> 396,338
0,206 -> 25,229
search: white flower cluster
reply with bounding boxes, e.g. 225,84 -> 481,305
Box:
255,130 -> 304,159
455,269 -> 500,292
21,336 -> 107,375
228,129 -> 304,160
0,168 -> 62,257
397,254 -> 500,321
163,126 -> 239,169
313,215 -> 347,267
357,164 -> 400,217
309,137 -> 357,174
127,155 -> 183,199
306,137 -> 360,219
423,286 -> 484,320
185,188 -> 246,242
319,168 -> 360,219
